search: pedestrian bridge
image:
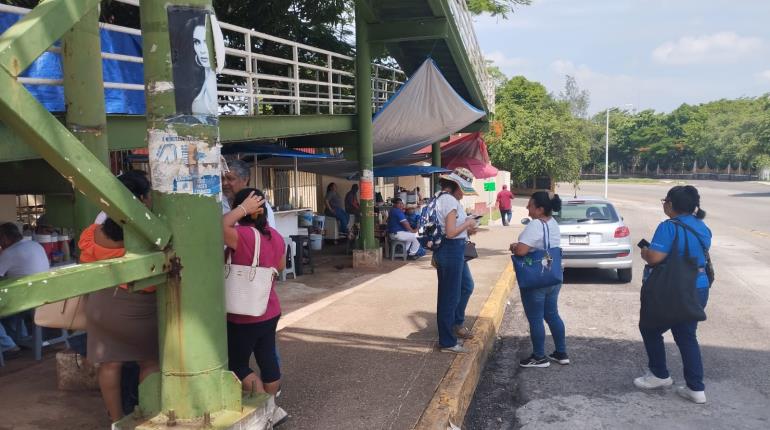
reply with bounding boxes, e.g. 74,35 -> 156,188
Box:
0,0 -> 493,166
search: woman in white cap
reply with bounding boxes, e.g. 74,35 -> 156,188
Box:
433,167 -> 479,353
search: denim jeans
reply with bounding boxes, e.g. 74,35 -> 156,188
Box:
333,207 -> 349,234
500,209 -> 512,226
0,321 -> 17,351
640,287 -> 709,391
520,284 -> 566,357
434,238 -> 475,348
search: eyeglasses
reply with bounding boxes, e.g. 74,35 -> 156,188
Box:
660,199 -> 670,204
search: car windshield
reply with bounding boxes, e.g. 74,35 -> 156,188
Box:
554,202 -> 619,224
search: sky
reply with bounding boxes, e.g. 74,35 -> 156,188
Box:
474,0 -> 770,114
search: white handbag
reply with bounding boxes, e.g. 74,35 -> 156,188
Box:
224,227 -> 278,317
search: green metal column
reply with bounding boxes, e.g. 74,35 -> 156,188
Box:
432,140 -> 442,193
133,0 -> 244,424
61,5 -> 110,234
355,1 -> 376,250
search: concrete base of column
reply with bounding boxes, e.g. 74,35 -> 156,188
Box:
113,394 -> 277,430
352,247 -> 382,268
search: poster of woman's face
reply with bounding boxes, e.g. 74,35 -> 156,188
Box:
168,6 -> 218,121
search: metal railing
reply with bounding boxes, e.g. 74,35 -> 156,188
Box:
0,2 -> 406,116
447,0 -> 495,112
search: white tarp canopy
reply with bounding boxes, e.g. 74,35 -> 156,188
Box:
252,59 -> 486,177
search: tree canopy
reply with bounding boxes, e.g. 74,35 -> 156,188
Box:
486,76 -> 590,185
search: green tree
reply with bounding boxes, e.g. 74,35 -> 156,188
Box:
467,0 -> 532,18
487,76 -> 589,186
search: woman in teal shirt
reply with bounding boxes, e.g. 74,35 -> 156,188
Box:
635,185 -> 712,404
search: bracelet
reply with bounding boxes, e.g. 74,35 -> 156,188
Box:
237,205 -> 248,217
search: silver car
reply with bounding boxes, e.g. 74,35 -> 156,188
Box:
553,196 -> 633,282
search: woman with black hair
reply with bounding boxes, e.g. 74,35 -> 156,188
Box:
510,191 -> 568,368
169,11 -> 217,117
635,185 -> 712,404
433,168 -> 479,354
81,171 -> 157,422
222,188 -> 286,397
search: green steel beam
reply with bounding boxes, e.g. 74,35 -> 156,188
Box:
0,114 -> 357,163
0,0 -> 98,76
368,18 -> 448,43
61,6 -> 111,237
355,1 -> 377,250
0,71 -> 171,249
459,120 -> 490,133
0,252 -> 168,318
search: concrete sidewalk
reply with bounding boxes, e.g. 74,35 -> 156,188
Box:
274,223 -> 521,429
0,223 -> 523,429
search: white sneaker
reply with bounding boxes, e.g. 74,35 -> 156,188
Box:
676,386 -> 707,404
633,371 -> 673,389
440,344 -> 469,354
272,406 -> 289,426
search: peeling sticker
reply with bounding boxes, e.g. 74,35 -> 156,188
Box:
147,128 -> 222,199
155,238 -> 162,246
151,81 -> 174,93
151,44 -> 157,52
100,198 -> 110,207
145,212 -> 151,220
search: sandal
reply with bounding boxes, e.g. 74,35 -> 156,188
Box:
454,325 -> 474,339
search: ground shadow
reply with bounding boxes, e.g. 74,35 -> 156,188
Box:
729,192 -> 770,198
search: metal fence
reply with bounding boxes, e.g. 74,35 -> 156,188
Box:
447,0 -> 495,112
580,173 -> 760,182
0,1 -> 406,116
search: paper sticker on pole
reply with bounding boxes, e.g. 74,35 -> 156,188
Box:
148,129 -> 222,199
360,169 -> 374,200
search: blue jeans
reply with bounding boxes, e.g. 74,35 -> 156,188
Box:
640,287 -> 709,391
500,209 -> 512,226
333,207 -> 349,234
520,284 -> 566,357
434,238 -> 475,348
0,321 -> 17,351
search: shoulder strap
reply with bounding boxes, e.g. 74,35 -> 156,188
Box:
669,219 -> 708,253
250,227 -> 261,267
540,219 -> 550,249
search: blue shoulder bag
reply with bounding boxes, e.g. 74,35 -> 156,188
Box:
511,220 -> 563,289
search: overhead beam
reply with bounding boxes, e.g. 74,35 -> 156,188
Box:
0,159 -> 71,194
368,18 -> 448,43
0,251 -> 168,318
458,120 -> 490,133
0,114 -> 358,163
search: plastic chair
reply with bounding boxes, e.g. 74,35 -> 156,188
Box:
389,237 -> 408,261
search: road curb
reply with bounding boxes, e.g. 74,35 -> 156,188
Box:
414,263 -> 515,430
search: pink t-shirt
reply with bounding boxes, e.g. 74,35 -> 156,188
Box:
496,190 -> 514,210
226,226 -> 285,324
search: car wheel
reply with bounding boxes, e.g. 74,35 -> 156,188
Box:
617,268 -> 633,283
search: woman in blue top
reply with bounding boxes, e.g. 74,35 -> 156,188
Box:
636,185 -> 712,404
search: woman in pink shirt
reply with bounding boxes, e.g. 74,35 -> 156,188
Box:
223,188 -> 286,395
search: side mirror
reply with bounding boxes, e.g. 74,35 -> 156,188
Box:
521,218 -> 530,225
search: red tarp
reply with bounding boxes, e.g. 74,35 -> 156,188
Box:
417,132 -> 498,179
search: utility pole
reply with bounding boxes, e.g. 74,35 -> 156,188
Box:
353,0 -> 381,267
605,108 -> 610,198
116,1 -> 272,427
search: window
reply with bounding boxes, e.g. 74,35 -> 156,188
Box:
554,202 -> 619,224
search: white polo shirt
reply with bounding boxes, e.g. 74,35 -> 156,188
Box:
0,240 -> 50,277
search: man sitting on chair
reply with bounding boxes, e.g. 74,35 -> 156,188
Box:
387,198 -> 424,260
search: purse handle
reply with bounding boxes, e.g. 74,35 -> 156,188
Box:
225,227 -> 261,268
539,219 -> 551,250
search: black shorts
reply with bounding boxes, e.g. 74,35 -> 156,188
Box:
227,315 -> 281,383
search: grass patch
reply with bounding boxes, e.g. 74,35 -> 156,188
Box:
478,210 -> 501,226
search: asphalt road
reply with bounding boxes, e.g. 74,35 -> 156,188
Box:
465,180 -> 770,430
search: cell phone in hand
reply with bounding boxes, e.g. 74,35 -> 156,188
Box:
637,239 -> 650,249
472,215 -> 484,220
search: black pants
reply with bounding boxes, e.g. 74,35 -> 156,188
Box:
227,315 -> 281,383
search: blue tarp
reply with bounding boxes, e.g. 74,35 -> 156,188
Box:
221,143 -> 338,159
0,12 -> 145,113
372,165 -> 450,177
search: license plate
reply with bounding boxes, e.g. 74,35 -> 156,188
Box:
569,235 -> 589,245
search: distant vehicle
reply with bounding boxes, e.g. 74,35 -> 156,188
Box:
551,196 -> 633,282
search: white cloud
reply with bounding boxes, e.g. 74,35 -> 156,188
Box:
758,69 -> 770,82
652,32 -> 763,65
485,51 -> 530,75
